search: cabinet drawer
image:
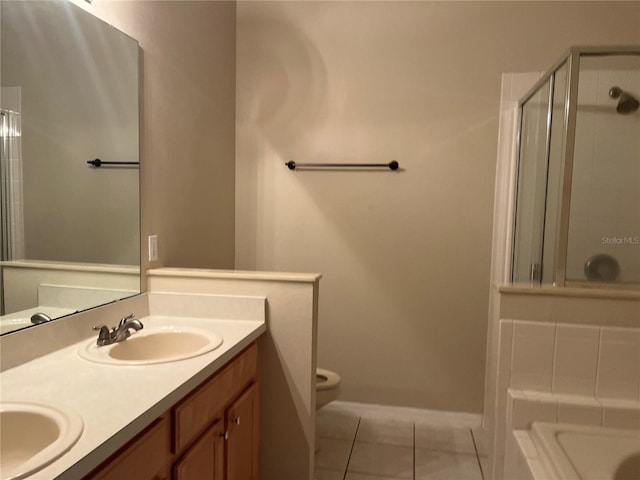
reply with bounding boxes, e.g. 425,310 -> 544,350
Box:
174,342 -> 258,453
86,414 -> 171,480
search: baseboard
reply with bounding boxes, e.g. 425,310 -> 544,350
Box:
323,400 -> 482,428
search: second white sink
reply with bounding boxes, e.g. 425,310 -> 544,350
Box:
78,325 -> 223,365
0,402 -> 83,480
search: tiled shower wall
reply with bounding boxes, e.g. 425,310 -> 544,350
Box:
493,319 -> 640,480
567,65 -> 640,283
506,320 -> 640,400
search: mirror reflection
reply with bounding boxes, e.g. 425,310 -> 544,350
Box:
0,0 -> 140,334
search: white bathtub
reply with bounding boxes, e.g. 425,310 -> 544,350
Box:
531,422 -> 640,480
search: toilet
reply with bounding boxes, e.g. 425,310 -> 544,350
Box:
315,368 -> 341,453
316,368 -> 341,410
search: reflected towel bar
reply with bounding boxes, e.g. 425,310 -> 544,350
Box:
285,160 -> 399,171
87,159 -> 139,168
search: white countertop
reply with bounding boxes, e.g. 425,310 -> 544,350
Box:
0,315 -> 266,479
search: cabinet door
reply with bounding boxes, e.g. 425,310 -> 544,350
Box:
226,382 -> 259,480
86,416 -> 170,480
174,419 -> 225,480
173,343 -> 258,454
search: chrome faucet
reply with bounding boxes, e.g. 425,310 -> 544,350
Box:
93,314 -> 144,346
30,312 -> 53,325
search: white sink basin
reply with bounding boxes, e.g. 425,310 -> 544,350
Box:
78,325 -> 223,365
0,402 -> 83,480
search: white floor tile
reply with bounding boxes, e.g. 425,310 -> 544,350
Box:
316,404 -> 487,480
355,417 -> 414,446
415,450 -> 482,480
347,442 -> 413,479
471,426 -> 490,457
345,473 -> 408,480
316,438 -> 353,472
315,468 -> 345,480
415,424 -> 476,454
317,409 -> 360,441
479,455 -> 489,479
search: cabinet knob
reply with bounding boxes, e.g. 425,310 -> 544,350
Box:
233,416 -> 241,426
220,430 -> 229,440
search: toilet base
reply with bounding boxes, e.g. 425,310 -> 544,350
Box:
315,368 -> 341,453
316,389 -> 340,410
316,368 -> 341,410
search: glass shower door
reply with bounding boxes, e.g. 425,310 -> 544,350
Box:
512,80 -> 552,284
566,54 -> 640,284
541,64 -> 569,284
0,108 -> 24,262
510,47 -> 640,289
1,112 -> 9,262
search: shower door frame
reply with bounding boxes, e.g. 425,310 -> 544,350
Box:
512,45 -> 640,289
511,74 -> 555,284
0,107 -> 24,263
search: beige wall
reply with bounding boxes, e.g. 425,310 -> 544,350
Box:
89,0 -> 237,274
71,0 -> 640,414
236,1 -> 640,412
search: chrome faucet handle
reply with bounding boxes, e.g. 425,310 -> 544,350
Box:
118,313 -> 136,329
92,325 -> 113,345
114,315 -> 143,342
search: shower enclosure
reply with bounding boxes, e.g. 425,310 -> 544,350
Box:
512,46 -> 640,288
0,107 -> 24,263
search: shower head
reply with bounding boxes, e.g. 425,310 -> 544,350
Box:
609,86 -> 640,114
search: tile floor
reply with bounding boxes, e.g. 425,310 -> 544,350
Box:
315,406 -> 487,480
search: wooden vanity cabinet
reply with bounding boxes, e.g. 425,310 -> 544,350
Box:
173,342 -> 259,480
85,342 -> 259,480
173,420 -> 225,480
225,382 -> 259,480
173,382 -> 259,480
85,414 -> 171,480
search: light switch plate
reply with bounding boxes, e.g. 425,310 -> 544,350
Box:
148,235 -> 158,262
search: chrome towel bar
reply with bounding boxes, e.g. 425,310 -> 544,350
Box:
285,160 -> 399,171
87,158 -> 139,168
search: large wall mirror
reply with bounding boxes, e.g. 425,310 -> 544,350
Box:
0,0 -> 140,335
